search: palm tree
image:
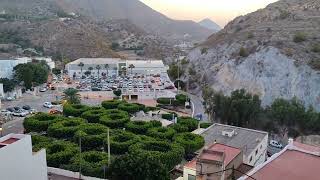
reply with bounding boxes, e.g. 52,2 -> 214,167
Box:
104,64 -> 109,77
78,62 -> 84,76
88,67 -> 93,76
128,64 -> 135,75
62,88 -> 81,104
96,65 -> 101,78
121,67 -> 127,76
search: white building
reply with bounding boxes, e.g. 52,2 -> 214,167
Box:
16,57 -> 55,69
0,134 -> 48,180
65,58 -> 169,78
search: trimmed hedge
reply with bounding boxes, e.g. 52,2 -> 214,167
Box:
175,94 -> 188,106
177,117 -> 198,132
62,151 -> 109,178
99,109 -> 130,128
48,118 -> 86,139
125,121 -> 162,134
174,132 -> 205,155
157,98 -> 173,105
171,124 -> 189,133
107,131 -> 139,154
101,100 -> 124,109
200,123 -> 213,129
23,113 -> 62,133
31,134 -> 53,146
161,112 -> 177,120
74,124 -> 108,150
34,140 -> 79,168
63,104 -> 90,117
129,141 -> 184,170
81,108 -> 108,123
147,127 -> 176,140
118,103 -> 141,114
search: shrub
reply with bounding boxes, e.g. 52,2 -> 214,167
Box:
147,127 -> 176,140
125,121 -> 162,134
63,104 -> 90,117
33,140 -> 79,168
113,89 -> 122,97
23,113 -> 61,133
239,47 -> 249,57
172,124 -> 189,133
129,141 -> 184,170
174,132 -> 205,155
177,117 -> 198,132
175,94 -> 188,106
31,134 -> 53,146
47,118 -> 86,139
309,59 -> 320,70
62,151 -> 109,178
118,103 -> 141,114
200,123 -> 213,129
311,43 -> 320,53
81,109 -> 108,123
157,98 -> 173,105
107,131 -> 139,154
293,32 -> 307,43
99,109 -> 130,128
201,47 -> 208,55
161,112 -> 177,120
74,124 -> 108,150
133,103 -> 146,112
101,100 -> 124,109
144,106 -> 160,112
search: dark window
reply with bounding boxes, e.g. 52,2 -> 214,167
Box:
249,156 -> 253,162
188,174 -> 196,180
256,149 -> 258,155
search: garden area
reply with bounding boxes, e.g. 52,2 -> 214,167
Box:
24,100 -> 204,180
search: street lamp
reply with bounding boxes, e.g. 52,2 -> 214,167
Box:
0,127 -> 2,137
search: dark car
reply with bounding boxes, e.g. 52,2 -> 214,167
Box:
6,107 -> 15,112
91,87 -> 101,91
14,107 -> 21,111
22,105 -> 31,110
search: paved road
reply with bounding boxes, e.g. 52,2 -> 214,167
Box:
185,93 -> 209,122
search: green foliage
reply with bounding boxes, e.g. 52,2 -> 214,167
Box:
52,68 -> 61,75
47,118 -> 86,139
147,127 -> 176,140
293,32 -> 307,43
200,123 -> 213,129
168,64 -> 184,80
174,133 -> 205,155
31,134 -> 53,146
175,94 -> 188,106
63,104 -> 90,117
157,98 -> 173,105
129,141 -> 184,170
62,88 -> 81,104
81,108 -> 108,123
174,80 -> 186,90
201,47 -> 208,55
172,124 -> 189,133
0,78 -> 16,92
13,62 -> 49,89
125,121 -> 162,134
180,58 -> 189,65
239,47 -> 249,57
34,140 -> 79,168
111,42 -> 120,50
177,117 -> 198,132
113,89 -> 122,97
279,10 -> 290,19
247,32 -> 254,39
308,59 -> 320,70
101,100 -> 124,109
74,123 -> 108,151
108,131 -> 139,154
311,43 -> 320,53
161,112 -> 177,120
118,103 -> 141,114
23,113 -> 61,133
0,30 -> 31,48
99,109 -> 130,128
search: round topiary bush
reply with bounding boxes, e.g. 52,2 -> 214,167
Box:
125,121 -> 162,134
107,131 -> 139,154
74,123 -> 108,150
99,110 -> 130,128
23,113 -> 61,133
33,140 -> 79,168
171,124 -> 189,133
63,104 -> 90,117
118,103 -> 141,114
161,113 -> 177,120
177,117 -> 198,132
147,127 -> 176,140
174,132 -> 205,155
129,141 -> 184,170
47,118 -> 86,139
200,123 -> 213,129
101,100 -> 124,109
31,134 -> 54,146
81,108 -> 108,123
62,151 -> 109,178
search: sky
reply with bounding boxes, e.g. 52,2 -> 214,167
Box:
140,0 -> 278,27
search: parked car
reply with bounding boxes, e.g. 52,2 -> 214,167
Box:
269,140 -> 283,149
6,97 -> 14,101
43,102 -> 53,108
39,88 -> 47,92
22,105 -> 31,111
12,109 -> 28,117
6,107 -> 15,112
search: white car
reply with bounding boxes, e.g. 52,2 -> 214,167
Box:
43,102 -> 53,108
39,88 -> 47,92
12,109 -> 28,117
269,140 -> 283,149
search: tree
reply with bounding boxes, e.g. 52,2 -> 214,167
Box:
0,78 -> 16,92
168,64 -> 184,80
121,67 -> 127,76
111,42 -> 119,50
84,71 -> 91,76
96,65 -> 101,78
293,32 -> 307,43
78,62 -> 84,76
62,88 -> 81,104
104,64 -> 109,77
88,67 -> 93,75
52,68 -> 61,76
113,89 -> 122,97
128,64 -> 135,75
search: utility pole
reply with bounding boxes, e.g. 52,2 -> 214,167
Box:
177,56 -> 180,94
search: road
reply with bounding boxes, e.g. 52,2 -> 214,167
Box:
185,92 -> 209,122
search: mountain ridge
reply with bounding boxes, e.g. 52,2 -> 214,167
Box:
198,18 -> 221,32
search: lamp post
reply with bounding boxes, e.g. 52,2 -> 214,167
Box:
0,127 -> 3,137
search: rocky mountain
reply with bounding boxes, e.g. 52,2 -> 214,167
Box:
187,0 -> 320,110
198,18 -> 221,32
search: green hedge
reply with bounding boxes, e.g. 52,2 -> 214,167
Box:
47,118 -> 86,139
118,103 -> 141,114
34,140 -> 79,168
175,94 -> 188,106
62,151 -> 109,178
108,131 -> 139,154
63,104 -> 90,117
171,124 -> 189,133
81,108 -> 108,123
161,113 -> 177,120
74,124 -> 108,150
101,100 -> 124,109
157,98 -> 173,105
147,127 -> 176,140
31,134 -> 54,146
129,141 -> 184,170
99,109 -> 130,128
177,117 -> 198,132
174,132 -> 205,155
200,123 -> 213,129
125,121 -> 162,134
23,113 -> 62,133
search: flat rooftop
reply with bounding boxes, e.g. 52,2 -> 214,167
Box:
67,58 -> 122,65
200,124 -> 268,157
0,134 -> 26,149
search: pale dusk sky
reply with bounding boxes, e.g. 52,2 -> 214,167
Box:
140,0 -> 278,27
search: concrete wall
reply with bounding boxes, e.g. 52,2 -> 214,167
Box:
48,167 -> 104,180
183,167 -> 196,180
244,134 -> 268,166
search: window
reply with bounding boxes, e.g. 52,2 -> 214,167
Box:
256,149 -> 258,155
188,175 -> 196,180
260,145 -> 263,149
249,156 -> 253,162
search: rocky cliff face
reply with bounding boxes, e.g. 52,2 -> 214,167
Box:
187,0 -> 320,110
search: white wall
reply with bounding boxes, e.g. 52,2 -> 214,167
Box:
244,134 -> 269,166
183,167 -> 196,180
